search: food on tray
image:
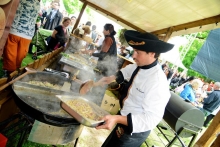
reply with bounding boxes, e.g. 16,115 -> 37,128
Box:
68,54 -> 88,65
65,99 -> 105,121
27,81 -> 61,90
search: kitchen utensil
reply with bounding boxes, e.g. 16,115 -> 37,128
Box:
44,68 -> 69,78
0,67 -> 37,91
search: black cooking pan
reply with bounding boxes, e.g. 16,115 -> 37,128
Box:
12,72 -> 80,127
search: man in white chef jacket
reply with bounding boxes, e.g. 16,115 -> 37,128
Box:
96,30 -> 174,147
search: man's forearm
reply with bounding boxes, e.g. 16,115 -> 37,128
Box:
115,115 -> 128,126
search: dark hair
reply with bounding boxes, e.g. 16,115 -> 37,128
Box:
71,16 -> 76,19
85,21 -> 92,26
104,23 -> 116,36
167,69 -> 173,80
187,76 -> 195,82
62,17 -> 71,23
146,52 -> 160,58
154,53 -> 160,58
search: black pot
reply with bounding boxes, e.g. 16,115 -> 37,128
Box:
11,72 -> 80,127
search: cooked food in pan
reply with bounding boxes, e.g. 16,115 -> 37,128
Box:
65,99 -> 105,121
28,81 -> 61,90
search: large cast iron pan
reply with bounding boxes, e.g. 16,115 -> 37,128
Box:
12,71 -> 80,127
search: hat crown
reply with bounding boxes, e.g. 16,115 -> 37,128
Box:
137,33 -> 159,41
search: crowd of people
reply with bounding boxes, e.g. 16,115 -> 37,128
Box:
161,62 -> 220,128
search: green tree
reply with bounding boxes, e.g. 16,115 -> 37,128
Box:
62,0 -> 91,16
42,0 -> 53,5
180,31 -> 212,80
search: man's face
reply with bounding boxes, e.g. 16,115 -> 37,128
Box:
52,2 -> 59,10
213,84 -> 219,90
132,49 -> 155,66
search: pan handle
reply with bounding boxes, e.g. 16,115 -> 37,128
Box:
43,115 -> 79,126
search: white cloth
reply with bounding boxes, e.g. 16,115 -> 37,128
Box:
10,0 -> 40,40
97,37 -> 104,47
120,64 -> 171,133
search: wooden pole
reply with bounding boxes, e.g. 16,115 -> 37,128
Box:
152,14 -> 220,35
163,27 -> 173,42
72,2 -> 88,32
194,111 -> 220,147
210,133 -> 220,147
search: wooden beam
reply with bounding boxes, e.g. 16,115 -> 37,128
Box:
72,2 -> 87,32
211,134 -> 220,147
152,15 -> 220,35
194,111 -> 220,147
163,27 -> 173,42
80,0 -> 146,33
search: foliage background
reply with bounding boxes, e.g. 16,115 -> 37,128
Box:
180,31 -> 212,82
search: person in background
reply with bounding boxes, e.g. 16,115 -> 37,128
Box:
68,16 -> 76,34
203,106 -> 220,127
47,17 -> 71,52
62,10 -> 68,17
117,45 -> 128,69
88,25 -> 98,50
89,23 -> 117,76
207,81 -> 214,92
96,30 -> 174,147
85,21 -> 92,27
40,6 -> 48,26
196,83 -> 208,102
174,76 -> 195,94
180,79 -> 200,103
198,82 -> 220,117
43,1 -> 63,30
65,26 -> 91,53
2,0 -> 41,77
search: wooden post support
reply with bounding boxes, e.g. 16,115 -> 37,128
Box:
72,2 -> 87,31
194,111 -> 220,147
211,133 -> 220,147
163,27 -> 174,42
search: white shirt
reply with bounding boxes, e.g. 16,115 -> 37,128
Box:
120,64 -> 170,133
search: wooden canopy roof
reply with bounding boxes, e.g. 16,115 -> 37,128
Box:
80,0 -> 220,41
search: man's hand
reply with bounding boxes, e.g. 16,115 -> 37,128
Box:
96,115 -> 118,130
96,75 -> 116,86
96,115 -> 128,130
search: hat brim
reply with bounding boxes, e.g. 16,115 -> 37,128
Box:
124,30 -> 174,53
0,0 -> 11,5
0,8 -> 6,39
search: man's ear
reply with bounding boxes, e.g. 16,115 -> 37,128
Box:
149,52 -> 155,57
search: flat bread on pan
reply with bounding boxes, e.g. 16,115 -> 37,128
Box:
0,0 -> 11,5
0,7 -> 6,39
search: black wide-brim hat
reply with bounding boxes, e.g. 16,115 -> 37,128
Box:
124,30 -> 174,53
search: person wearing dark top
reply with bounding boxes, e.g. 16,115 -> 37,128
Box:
89,23 -> 117,76
199,82 -> 220,116
43,1 -> 63,30
47,17 -> 71,52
